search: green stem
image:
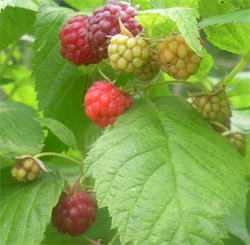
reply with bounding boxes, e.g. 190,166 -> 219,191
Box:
0,41 -> 18,77
210,121 -> 230,132
108,233 -> 119,245
223,50 -> 250,86
33,152 -> 83,166
199,79 -> 211,92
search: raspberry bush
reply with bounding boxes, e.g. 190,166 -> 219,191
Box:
0,0 -> 250,245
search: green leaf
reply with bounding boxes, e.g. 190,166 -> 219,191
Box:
227,78 -> 250,97
35,117 -> 78,150
85,96 -> 247,244
0,77 -> 13,85
224,206 -> 250,244
42,207 -> 117,244
194,49 -> 214,78
199,8 -> 250,27
0,0 -> 37,12
0,0 -> 14,11
149,0 -> 198,9
0,166 -> 64,245
0,100 -> 43,155
64,0 -> 105,11
229,78 -> 250,109
33,1 -> 91,152
198,0 -> 250,54
0,7 -> 36,50
138,7 -> 203,57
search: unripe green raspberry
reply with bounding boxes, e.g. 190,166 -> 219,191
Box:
108,34 -> 150,73
135,49 -> 160,81
226,133 -> 246,156
190,87 -> 231,123
158,35 -> 202,80
11,156 -> 44,182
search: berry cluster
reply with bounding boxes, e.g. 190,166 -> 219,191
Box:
59,1 -> 206,128
86,0 -> 143,59
11,157 -> 43,182
52,190 -> 98,236
59,1 -> 142,65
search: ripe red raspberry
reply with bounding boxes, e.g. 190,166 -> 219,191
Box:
11,156 -> 44,182
59,14 -> 102,66
108,34 -> 150,73
52,191 -> 98,236
86,1 -> 143,59
159,35 -> 202,80
85,81 -> 133,127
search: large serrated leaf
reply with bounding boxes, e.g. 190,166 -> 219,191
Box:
198,0 -> 250,54
0,100 -> 43,155
85,96 -> 247,244
0,166 -> 64,245
33,1 -> 92,152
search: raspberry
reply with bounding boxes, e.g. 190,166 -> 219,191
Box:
52,191 -> 98,236
159,35 -> 202,80
226,133 -> 246,156
59,14 -> 102,66
86,1 -> 143,59
108,34 -> 150,73
85,81 -> 133,127
11,157 -> 43,182
135,50 -> 160,81
190,86 -> 231,123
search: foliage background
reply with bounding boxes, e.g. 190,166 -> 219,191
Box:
0,0 -> 250,244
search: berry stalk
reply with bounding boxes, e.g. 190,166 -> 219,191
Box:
223,50 -> 250,86
33,152 -> 83,166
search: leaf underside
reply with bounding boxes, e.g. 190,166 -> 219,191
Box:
85,96 -> 247,245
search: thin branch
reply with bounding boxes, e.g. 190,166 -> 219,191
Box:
33,152 -> 83,166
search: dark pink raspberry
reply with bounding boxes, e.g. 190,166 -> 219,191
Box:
52,191 -> 98,236
59,14 -> 102,65
86,1 -> 143,59
85,81 -> 133,127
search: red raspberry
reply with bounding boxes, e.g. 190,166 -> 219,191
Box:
86,1 -> 143,59
59,14 -> 102,66
85,81 -> 133,127
52,191 -> 98,236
